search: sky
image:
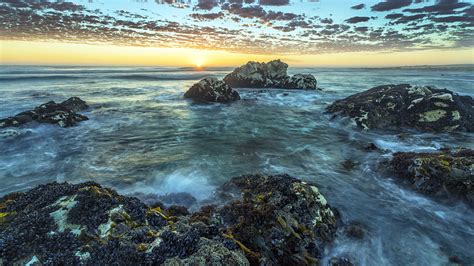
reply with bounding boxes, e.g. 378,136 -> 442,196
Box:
0,0 -> 473,67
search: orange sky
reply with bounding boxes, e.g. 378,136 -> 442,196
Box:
1,40 -> 473,67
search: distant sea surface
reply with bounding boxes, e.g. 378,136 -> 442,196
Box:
1,65 -> 473,265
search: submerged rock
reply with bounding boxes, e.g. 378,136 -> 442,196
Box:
326,84 -> 473,132
0,174 -> 337,265
223,60 -> 318,90
184,77 -> 240,103
0,97 -> 89,128
388,148 -> 474,206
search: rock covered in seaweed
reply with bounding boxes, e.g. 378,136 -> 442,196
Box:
213,174 -> 337,265
0,174 -> 337,265
0,97 -> 89,128
388,148 -> 474,206
326,84 -> 473,132
223,60 -> 318,90
184,77 -> 240,103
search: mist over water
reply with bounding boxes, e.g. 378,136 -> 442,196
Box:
0,65 -> 473,265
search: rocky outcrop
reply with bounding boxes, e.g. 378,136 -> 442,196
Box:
0,174 -> 337,265
223,60 -> 318,90
0,97 -> 89,128
326,84 -> 473,132
388,149 -> 474,206
184,77 -> 240,103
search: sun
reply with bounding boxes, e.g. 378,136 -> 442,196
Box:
192,57 -> 205,68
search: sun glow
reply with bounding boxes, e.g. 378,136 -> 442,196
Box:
193,57 -> 205,68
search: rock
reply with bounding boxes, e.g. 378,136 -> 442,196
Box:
329,257 -> 354,266
213,174 -> 338,265
184,77 -> 240,103
0,97 -> 89,128
0,174 -> 337,265
343,221 -> 366,239
388,148 -> 474,206
223,60 -> 318,90
284,74 -> 318,90
326,84 -> 473,132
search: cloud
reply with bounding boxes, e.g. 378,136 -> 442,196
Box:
403,0 -> 471,15
345,16 -> 372,23
258,0 -> 290,6
385,13 -> 404,19
221,3 -> 300,22
190,12 -> 225,20
351,4 -> 366,10
194,0 -> 219,10
371,0 -> 413,12
388,14 -> 426,24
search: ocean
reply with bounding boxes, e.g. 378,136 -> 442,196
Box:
0,65 -> 473,264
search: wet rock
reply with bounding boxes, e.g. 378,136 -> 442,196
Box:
284,74 -> 318,90
213,174 -> 338,265
1,174 -> 337,265
326,84 -> 473,132
0,97 -> 89,128
343,221 -> 366,239
223,60 -> 318,90
341,160 -> 359,171
388,148 -> 474,206
184,77 -> 240,103
329,257 -> 354,266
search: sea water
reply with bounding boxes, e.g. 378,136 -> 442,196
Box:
0,65 -> 473,265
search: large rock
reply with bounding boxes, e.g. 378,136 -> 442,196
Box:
326,84 -> 474,132
0,174 -> 337,265
184,77 -> 240,103
223,60 -> 318,90
0,97 -> 89,128
388,149 -> 474,206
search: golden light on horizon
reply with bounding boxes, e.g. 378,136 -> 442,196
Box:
1,40 -> 473,67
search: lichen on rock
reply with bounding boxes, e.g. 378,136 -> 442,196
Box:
326,84 -> 473,132
184,77 -> 240,103
223,60 -> 318,90
0,174 -> 337,265
0,97 -> 89,128
387,148 -> 474,206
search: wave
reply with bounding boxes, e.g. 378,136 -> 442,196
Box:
0,75 -> 83,81
0,73 -> 218,82
108,74 -> 213,81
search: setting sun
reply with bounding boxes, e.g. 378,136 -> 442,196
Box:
193,58 -> 205,68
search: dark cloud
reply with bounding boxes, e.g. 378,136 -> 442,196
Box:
258,0 -> 290,6
385,13 -> 404,19
345,16 -> 372,23
190,12 -> 225,20
194,0 -> 219,10
320,18 -> 333,24
354,26 -> 369,32
221,3 -> 299,22
403,0 -> 471,15
430,15 -> 474,23
388,13 -> 426,24
371,0 -> 413,12
351,4 -> 366,10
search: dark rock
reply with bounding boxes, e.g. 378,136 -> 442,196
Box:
0,97 -> 89,128
223,60 -> 318,90
184,77 -> 240,103
213,174 -> 338,265
326,84 -> 474,132
341,160 -> 359,171
0,174 -> 337,265
329,257 -> 354,266
343,221 -> 366,239
388,148 -> 474,206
